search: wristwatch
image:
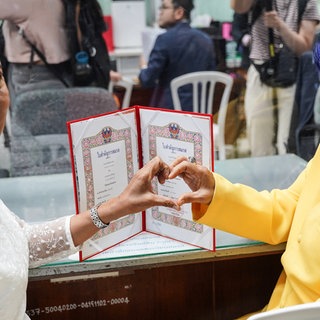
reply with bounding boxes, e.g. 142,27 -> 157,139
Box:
90,202 -> 110,229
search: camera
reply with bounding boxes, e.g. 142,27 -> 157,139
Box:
75,61 -> 92,78
74,51 -> 93,84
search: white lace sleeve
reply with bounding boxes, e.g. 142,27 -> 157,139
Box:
24,216 -> 79,268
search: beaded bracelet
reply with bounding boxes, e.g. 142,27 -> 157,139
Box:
90,202 -> 110,229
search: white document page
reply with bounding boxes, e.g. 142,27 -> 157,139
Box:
69,109 -> 142,260
139,108 -> 215,251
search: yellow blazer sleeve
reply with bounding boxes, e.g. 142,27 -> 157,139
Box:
192,160 -> 311,245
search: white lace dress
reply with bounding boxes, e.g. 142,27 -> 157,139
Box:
0,200 -> 78,320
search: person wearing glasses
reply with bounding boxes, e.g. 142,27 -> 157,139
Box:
138,0 -> 216,111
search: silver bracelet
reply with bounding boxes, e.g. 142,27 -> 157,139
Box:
90,202 -> 110,229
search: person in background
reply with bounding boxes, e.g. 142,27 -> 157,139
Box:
0,0 -> 121,149
138,0 -> 216,111
0,68 -> 178,320
0,0 -> 120,106
230,0 -> 319,157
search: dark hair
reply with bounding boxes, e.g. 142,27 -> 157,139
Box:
172,0 -> 194,21
64,0 -> 107,33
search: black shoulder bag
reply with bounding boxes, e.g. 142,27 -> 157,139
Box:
64,0 -> 111,89
253,42 -> 299,88
252,0 -> 308,87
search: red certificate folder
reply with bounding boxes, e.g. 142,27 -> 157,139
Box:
67,106 -> 214,261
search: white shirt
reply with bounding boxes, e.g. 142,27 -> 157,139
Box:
0,200 -> 77,320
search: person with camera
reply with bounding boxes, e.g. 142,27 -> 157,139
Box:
230,0 -> 319,157
0,1 -> 73,108
0,0 -> 118,109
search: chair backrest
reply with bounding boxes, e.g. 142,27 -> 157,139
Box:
108,77 -> 134,109
10,87 -> 117,177
248,302 -> 320,320
170,71 -> 233,160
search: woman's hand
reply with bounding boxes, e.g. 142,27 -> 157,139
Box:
100,156 -> 180,222
109,70 -> 122,83
168,156 -> 215,207
71,156 -> 179,246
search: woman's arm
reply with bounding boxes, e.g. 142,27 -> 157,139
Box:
169,156 -> 308,245
27,157 -> 179,267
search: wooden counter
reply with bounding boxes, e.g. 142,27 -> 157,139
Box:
27,241 -> 285,320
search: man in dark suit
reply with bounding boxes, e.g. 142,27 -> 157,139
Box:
139,0 -> 216,111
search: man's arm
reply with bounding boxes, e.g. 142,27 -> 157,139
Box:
282,19 -> 317,56
230,0 -> 254,13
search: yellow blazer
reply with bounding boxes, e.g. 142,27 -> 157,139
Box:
193,147 -> 320,317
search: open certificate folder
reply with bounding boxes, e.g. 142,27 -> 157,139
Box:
67,106 -> 214,261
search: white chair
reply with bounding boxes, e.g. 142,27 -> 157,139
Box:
108,77 -> 134,109
248,302 -> 320,320
170,71 -> 234,160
